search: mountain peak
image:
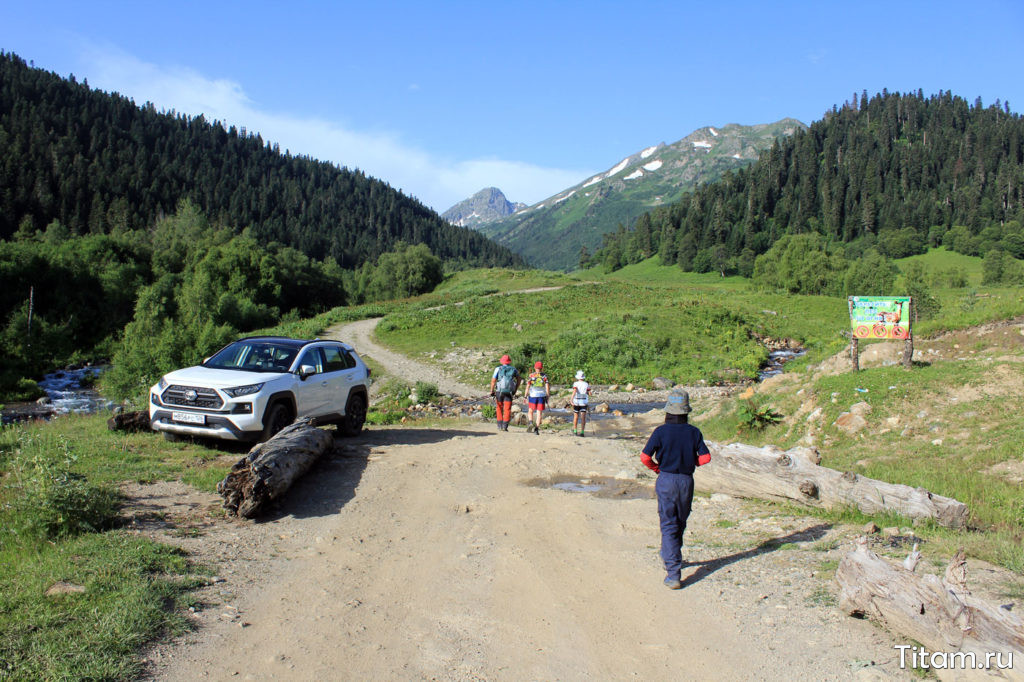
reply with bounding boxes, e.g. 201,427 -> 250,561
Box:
442,187 -> 526,228
475,118 -> 806,269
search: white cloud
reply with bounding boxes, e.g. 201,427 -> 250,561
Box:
78,46 -> 589,211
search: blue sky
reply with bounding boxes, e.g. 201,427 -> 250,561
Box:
3,1 -> 1023,212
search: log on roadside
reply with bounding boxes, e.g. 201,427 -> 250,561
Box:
107,409 -> 151,432
217,418 -> 335,519
696,442 -> 968,528
836,538 -> 1024,681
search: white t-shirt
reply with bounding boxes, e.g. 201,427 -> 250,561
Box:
571,380 -> 590,405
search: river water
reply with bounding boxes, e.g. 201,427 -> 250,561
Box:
1,367 -> 115,425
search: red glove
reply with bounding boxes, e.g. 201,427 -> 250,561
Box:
640,453 -> 660,474
697,452 -> 711,467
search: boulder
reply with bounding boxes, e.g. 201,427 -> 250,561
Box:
593,403 -> 610,414
849,401 -> 872,417
835,412 -> 868,434
651,377 -> 673,390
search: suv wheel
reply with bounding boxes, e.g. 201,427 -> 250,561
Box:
261,402 -> 293,442
340,393 -> 366,437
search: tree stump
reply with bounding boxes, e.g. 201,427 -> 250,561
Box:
107,410 -> 151,432
217,418 -> 335,518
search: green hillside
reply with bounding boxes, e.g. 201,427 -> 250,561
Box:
593,90 -> 1024,277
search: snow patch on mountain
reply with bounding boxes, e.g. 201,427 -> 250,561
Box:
640,146 -> 658,159
643,160 -> 663,172
554,190 -> 576,204
583,175 -> 603,188
709,127 -> 718,137
624,169 -> 644,180
607,158 -> 630,176
693,140 -> 713,149
732,153 -> 742,159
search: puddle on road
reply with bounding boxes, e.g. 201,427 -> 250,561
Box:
524,474 -> 654,500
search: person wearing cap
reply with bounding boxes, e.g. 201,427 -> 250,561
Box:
524,361 -> 549,434
489,354 -> 520,432
639,389 -> 711,590
570,370 -> 591,436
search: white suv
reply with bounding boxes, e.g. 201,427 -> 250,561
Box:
149,336 -> 370,443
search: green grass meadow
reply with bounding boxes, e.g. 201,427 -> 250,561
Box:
0,416 -> 232,679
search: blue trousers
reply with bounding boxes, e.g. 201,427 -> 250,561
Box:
656,472 -> 694,579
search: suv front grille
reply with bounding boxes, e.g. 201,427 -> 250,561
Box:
162,385 -> 224,410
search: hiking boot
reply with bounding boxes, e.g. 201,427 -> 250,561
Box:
664,576 -> 682,590
533,425 -> 540,435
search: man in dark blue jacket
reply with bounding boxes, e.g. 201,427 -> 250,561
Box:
639,389 -> 711,589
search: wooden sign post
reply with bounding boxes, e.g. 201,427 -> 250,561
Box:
848,296 -> 913,373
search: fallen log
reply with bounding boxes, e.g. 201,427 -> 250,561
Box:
696,442 -> 968,528
837,538 -> 1023,681
217,418 -> 334,518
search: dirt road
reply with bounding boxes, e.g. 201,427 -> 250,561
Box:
146,321 -> 908,680
325,317 -> 482,398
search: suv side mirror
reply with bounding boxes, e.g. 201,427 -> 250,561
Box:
297,364 -> 317,379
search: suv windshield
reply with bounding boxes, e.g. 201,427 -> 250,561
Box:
204,341 -> 299,373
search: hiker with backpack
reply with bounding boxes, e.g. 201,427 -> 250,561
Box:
524,361 -> 549,434
570,370 -> 591,436
489,354 -> 520,431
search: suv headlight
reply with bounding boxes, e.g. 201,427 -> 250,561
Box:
223,383 -> 265,398
157,376 -> 168,390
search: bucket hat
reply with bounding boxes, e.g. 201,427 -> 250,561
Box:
664,389 -> 691,415
575,370 -> 585,380
534,361 -> 543,369
500,354 -> 511,365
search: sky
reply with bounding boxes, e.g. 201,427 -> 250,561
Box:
3,1 -> 1023,212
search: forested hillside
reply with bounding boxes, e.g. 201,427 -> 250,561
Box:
0,52 -> 522,269
0,51 -> 524,399
591,91 -> 1024,277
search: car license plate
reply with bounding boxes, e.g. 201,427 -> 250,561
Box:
172,411 -> 205,425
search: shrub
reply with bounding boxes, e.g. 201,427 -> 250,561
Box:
3,430 -> 119,544
752,234 -> 848,295
509,341 -> 547,376
480,404 -> 497,419
366,410 -> 404,425
380,379 -> 411,400
736,398 -> 782,432
414,381 -> 440,403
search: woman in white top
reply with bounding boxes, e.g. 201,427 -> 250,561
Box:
570,370 -> 591,437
